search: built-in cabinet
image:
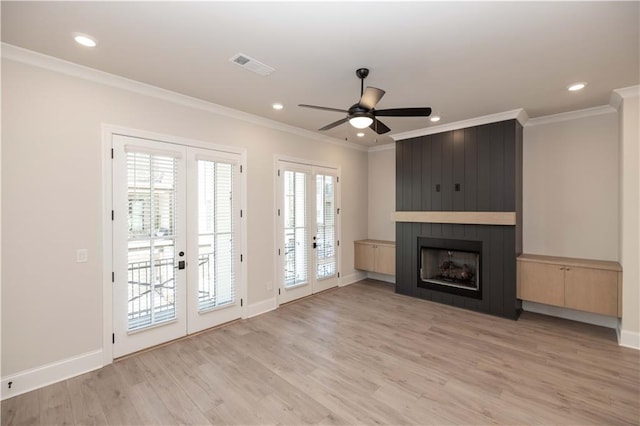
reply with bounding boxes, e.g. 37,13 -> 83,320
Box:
517,254 -> 621,317
354,240 -> 395,275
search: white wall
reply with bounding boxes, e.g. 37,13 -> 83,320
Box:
1,57 -> 369,378
616,88 -> 640,347
367,147 -> 395,242
523,111 -> 619,260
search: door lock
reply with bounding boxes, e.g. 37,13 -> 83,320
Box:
178,260 -> 186,270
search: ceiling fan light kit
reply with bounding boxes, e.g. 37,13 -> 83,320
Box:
299,68 -> 432,135
349,114 -> 374,129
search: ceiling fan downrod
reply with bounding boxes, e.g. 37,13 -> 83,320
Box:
356,68 -> 369,97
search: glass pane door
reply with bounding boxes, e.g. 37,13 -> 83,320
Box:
316,174 -> 336,281
277,161 -> 339,304
283,170 -> 308,288
113,137 -> 244,356
113,135 -> 187,358
186,149 -> 242,334
197,160 -> 234,311
126,151 -> 179,330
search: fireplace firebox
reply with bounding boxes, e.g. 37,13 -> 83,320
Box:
418,237 -> 482,299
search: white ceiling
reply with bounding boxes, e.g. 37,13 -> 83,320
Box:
2,1 -> 638,146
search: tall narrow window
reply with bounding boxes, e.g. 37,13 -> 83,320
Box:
316,174 -> 336,280
197,160 -> 235,311
126,152 -> 177,331
283,170 -> 308,287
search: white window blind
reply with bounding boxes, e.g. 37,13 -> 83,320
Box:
316,174 -> 336,280
283,170 -> 308,287
126,152 -> 178,331
197,160 -> 235,311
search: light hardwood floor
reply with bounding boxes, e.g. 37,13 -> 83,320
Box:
3,279 -> 639,425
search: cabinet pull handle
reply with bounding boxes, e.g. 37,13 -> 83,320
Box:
565,268 -> 570,271
560,267 -> 565,270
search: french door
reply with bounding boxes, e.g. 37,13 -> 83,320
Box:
277,160 -> 340,304
112,135 -> 243,358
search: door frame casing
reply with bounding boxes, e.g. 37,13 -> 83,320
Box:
273,155 -> 341,307
101,124 -> 247,366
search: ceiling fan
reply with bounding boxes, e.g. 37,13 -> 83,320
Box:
299,68 -> 432,135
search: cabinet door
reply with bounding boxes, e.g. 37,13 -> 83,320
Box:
518,261 -> 564,307
374,245 -> 396,275
564,267 -> 618,316
354,242 -> 375,271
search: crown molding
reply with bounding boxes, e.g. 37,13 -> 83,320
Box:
610,85 -> 640,110
367,143 -> 395,153
390,109 -> 528,141
1,43 -> 367,152
614,85 -> 640,99
525,105 -> 616,127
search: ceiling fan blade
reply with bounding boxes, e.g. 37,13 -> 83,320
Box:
370,118 -> 391,135
374,107 -> 432,117
359,87 -> 386,110
299,104 -> 348,113
319,117 -> 349,131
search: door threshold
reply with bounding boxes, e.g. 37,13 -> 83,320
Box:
114,318 -> 242,362
279,285 -> 339,307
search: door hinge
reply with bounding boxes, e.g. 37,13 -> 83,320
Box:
241,298 -> 243,307
338,272 -> 340,278
240,209 -> 243,218
240,254 -> 243,262
112,333 -> 115,344
337,240 -> 340,246
277,169 -> 280,177
278,248 -> 281,255
279,288 -> 281,295
112,272 -> 115,282
337,176 -> 339,183
111,210 -> 114,220
111,148 -> 114,159
240,165 -> 243,173
337,208 -> 340,215
277,208 -> 280,216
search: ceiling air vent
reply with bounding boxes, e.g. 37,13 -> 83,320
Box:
229,53 -> 275,76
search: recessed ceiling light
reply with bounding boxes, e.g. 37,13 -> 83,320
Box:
356,132 -> 365,137
430,115 -> 441,122
567,82 -> 587,92
73,33 -> 97,48
272,103 -> 284,110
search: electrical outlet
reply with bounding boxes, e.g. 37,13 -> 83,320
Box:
76,249 -> 88,263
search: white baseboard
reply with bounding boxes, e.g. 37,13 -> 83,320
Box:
340,271 -> 367,287
617,325 -> 640,350
245,297 -> 277,319
522,301 -> 619,329
1,349 -> 103,401
367,272 -> 396,284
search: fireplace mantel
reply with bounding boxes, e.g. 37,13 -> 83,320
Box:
392,211 -> 516,226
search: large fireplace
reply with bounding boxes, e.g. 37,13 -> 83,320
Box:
394,118 -> 523,319
418,237 -> 482,299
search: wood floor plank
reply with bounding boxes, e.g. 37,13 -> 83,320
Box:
1,386 -> 39,426
38,381 -> 74,425
65,372 -> 109,425
2,279 -> 638,425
